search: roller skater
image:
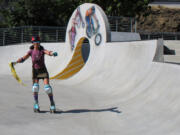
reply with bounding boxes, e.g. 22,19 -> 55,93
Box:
14,36 -> 58,113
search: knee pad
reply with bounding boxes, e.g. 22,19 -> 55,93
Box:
44,84 -> 52,94
32,83 -> 39,93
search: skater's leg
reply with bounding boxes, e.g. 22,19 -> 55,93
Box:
44,78 -> 56,113
44,78 -> 55,106
32,79 -> 39,104
32,79 -> 40,112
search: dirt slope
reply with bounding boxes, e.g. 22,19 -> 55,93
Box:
137,6 -> 180,32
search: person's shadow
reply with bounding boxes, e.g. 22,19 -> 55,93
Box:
39,107 -> 121,114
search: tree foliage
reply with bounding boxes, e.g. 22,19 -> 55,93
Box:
0,0 -> 153,28
80,0 -> 154,17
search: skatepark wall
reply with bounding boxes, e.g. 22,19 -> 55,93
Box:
0,3 -> 164,82
111,32 -> 141,42
0,39 -> 162,79
0,43 -> 67,78
153,38 -> 164,62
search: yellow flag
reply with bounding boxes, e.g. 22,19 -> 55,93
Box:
9,62 -> 26,86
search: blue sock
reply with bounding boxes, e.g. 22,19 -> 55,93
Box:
34,94 -> 38,103
49,95 -> 54,105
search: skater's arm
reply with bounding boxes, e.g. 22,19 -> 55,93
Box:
44,50 -> 58,57
17,53 -> 30,63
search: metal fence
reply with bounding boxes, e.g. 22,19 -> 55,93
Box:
0,16 -> 137,46
0,26 -> 66,46
1,16 -> 180,46
139,31 -> 180,40
108,16 -> 136,32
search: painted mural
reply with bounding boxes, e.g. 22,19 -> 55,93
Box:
75,7 -> 85,28
69,19 -> 76,51
85,6 -> 100,38
69,7 -> 85,51
69,5 -> 103,50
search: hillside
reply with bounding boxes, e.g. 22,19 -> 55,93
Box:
137,6 -> 180,32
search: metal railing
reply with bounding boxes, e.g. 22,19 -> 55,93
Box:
0,16 -> 137,46
0,26 -> 66,46
108,16 -> 136,32
139,31 -> 180,40
1,16 -> 180,46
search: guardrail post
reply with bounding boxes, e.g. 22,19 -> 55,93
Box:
56,29 -> 58,42
148,33 -> 150,40
130,18 -> 132,32
134,19 -> 137,33
3,30 -> 5,46
116,19 -> 118,32
21,27 -> 23,43
38,27 -> 41,37
175,33 -> 177,40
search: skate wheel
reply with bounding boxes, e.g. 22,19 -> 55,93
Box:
50,110 -> 56,113
34,109 -> 40,113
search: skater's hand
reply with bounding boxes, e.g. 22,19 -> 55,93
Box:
17,57 -> 25,63
52,52 -> 58,57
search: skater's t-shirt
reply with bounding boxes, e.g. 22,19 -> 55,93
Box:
27,46 -> 46,69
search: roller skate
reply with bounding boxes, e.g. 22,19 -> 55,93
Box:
33,103 -> 40,113
50,104 -> 56,113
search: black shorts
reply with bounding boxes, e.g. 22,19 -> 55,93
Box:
32,67 -> 49,80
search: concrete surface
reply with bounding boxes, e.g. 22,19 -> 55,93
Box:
1,39 -> 180,135
164,40 -> 180,63
111,32 -> 141,42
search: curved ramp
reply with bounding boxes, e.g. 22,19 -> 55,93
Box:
50,37 -> 85,79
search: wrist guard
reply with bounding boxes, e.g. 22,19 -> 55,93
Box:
19,57 -> 25,63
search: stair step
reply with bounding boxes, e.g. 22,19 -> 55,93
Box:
164,41 -> 180,50
164,55 -> 180,63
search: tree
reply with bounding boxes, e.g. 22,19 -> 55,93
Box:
0,0 -> 79,27
79,0 -> 154,17
0,0 -> 154,28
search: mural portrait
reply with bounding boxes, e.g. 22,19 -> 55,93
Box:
85,6 -> 100,38
69,7 -> 85,51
